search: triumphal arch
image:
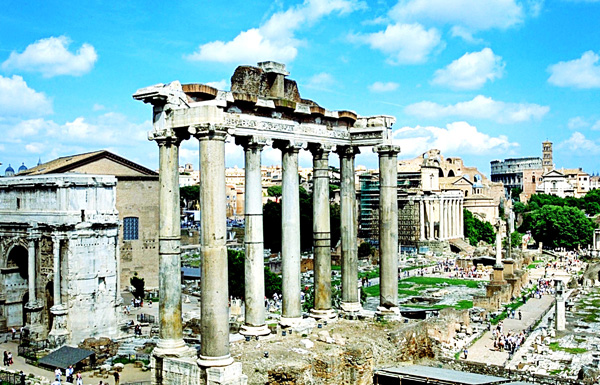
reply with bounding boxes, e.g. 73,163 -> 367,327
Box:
134,62 -> 401,385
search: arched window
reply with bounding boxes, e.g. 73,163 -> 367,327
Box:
123,217 -> 139,240
448,170 -> 455,177
532,176 -> 535,183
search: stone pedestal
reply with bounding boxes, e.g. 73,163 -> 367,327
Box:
48,304 -> 69,348
239,324 -> 270,337
491,264 -> 505,284
201,362 -> 247,385
376,306 -> 401,321
503,259 -> 515,278
309,308 -> 337,321
25,300 -> 45,340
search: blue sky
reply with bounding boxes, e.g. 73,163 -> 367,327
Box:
1,0 -> 599,177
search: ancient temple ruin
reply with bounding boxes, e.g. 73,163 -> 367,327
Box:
133,62 -> 401,385
0,174 -> 120,346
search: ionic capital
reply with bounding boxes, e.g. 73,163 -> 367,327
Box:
190,123 -> 230,141
149,128 -> 186,146
308,143 -> 335,157
373,144 -> 401,156
273,139 -> 305,153
336,145 -> 360,158
235,135 -> 271,150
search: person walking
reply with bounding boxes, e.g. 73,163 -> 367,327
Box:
3,351 -> 7,366
55,368 -> 62,382
66,366 -> 74,383
113,371 -> 120,385
518,310 -> 522,320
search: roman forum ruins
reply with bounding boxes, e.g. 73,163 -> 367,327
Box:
133,62 -> 400,384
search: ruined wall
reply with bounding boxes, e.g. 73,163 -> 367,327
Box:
118,179 -> 159,290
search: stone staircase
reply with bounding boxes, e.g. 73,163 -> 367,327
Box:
449,238 -> 475,254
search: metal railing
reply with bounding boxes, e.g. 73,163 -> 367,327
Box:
136,314 -> 156,324
0,370 -> 22,385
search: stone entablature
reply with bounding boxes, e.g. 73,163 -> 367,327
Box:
0,174 -> 120,345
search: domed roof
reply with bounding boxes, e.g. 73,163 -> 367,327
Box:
5,164 -> 15,176
18,162 -> 27,172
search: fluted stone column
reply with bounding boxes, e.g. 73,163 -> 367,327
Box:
459,201 -> 464,238
196,127 -> 233,366
309,144 -> 336,320
429,201 -> 435,240
48,235 -> 68,347
151,132 -> 193,359
375,144 -> 400,317
440,199 -> 445,240
275,141 -> 303,327
338,147 -> 361,315
419,200 -> 425,241
25,231 -> 44,338
240,138 -> 270,337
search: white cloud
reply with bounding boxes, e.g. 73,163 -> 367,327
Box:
548,51 -> 600,88
392,121 -> 519,156
9,118 -> 57,139
592,120 -> 600,131
0,75 -> 52,117
369,81 -> 399,92
432,48 -> 504,89
306,72 -> 335,89
92,103 -> 105,111
353,23 -> 442,64
205,80 -> 228,90
405,95 -> 549,124
25,142 -> 45,153
567,116 -> 588,129
449,26 -> 484,44
389,0 -> 524,32
186,0 -> 363,63
558,132 -> 600,154
2,36 -> 97,77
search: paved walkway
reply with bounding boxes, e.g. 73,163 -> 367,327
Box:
465,294 -> 555,366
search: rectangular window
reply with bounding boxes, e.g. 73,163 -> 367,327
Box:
123,217 -> 139,240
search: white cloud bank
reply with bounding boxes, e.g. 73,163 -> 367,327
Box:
0,75 -> 52,117
405,95 -> 549,124
548,51 -> 600,89
558,132 -> 600,155
186,0 -> 363,63
389,0 -> 525,32
432,48 -> 504,89
352,23 -> 442,64
2,36 -> 97,77
392,121 -> 519,156
369,81 -> 399,92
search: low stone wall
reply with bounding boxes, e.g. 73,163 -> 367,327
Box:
437,357 -> 582,385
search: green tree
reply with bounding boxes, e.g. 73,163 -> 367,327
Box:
358,242 -> 373,259
513,201 -> 527,214
227,249 -> 282,299
267,185 -> 282,202
463,209 -> 495,245
264,266 -> 282,297
330,203 -> 341,248
263,200 -> 282,253
130,272 -> 145,299
510,187 -> 523,201
180,185 -> 199,209
228,249 -> 245,299
529,205 -> 595,249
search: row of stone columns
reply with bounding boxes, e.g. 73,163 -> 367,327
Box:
418,197 -> 463,241
440,198 -> 462,240
152,128 -> 402,368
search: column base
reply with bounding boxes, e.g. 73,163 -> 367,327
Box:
339,301 -> 362,318
197,354 -> 234,368
48,304 -> 69,347
151,354 -> 199,385
200,361 -> 247,385
279,316 -> 303,328
375,306 -> 402,321
239,324 -> 271,337
154,338 -> 197,358
309,309 -> 337,321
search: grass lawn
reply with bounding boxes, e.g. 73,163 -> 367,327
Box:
401,276 -> 483,289
549,342 -> 587,354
